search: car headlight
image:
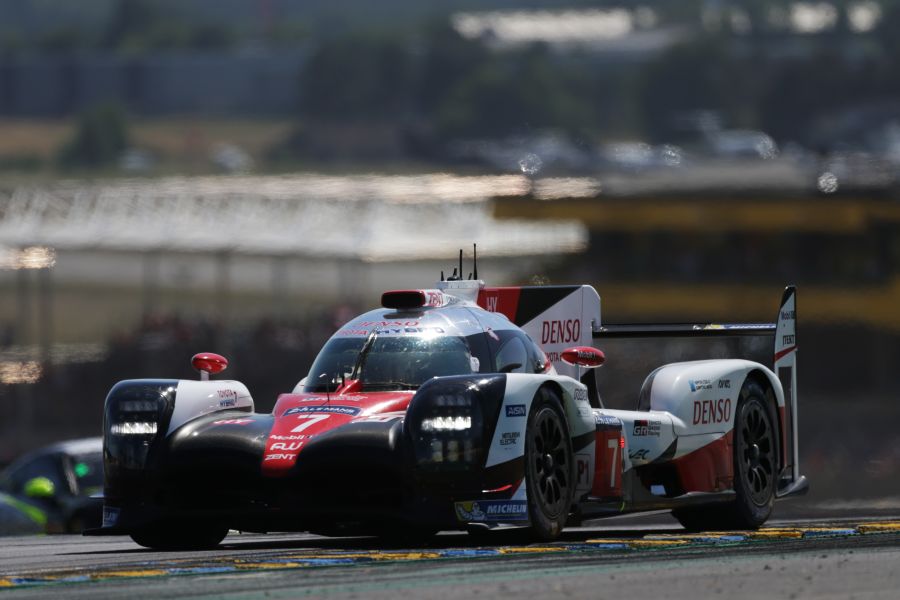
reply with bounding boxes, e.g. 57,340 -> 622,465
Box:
406,375 -> 505,468
104,380 -> 177,471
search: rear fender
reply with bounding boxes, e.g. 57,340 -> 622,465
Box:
642,359 -> 783,440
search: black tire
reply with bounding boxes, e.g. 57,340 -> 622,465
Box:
524,386 -> 575,541
130,520 -> 229,550
674,380 -> 779,531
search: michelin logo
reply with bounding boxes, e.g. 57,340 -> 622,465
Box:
454,500 -> 528,522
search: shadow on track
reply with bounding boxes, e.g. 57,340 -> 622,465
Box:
64,526 -> 688,556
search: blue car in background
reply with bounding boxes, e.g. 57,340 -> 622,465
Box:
0,438 -> 103,535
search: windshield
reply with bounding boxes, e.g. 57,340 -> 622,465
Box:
304,334 -> 475,392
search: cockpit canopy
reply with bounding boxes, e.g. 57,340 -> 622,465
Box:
303,306 -> 550,393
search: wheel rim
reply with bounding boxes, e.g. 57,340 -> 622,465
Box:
739,400 -> 776,506
528,406 -> 570,518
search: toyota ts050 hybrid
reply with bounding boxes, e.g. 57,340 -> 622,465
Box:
88,255 -> 807,549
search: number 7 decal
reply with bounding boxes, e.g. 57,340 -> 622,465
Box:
291,414 -> 330,433
607,438 -> 619,488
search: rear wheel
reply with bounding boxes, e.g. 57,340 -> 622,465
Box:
130,520 -> 229,550
674,380 -> 779,531
524,387 -> 574,541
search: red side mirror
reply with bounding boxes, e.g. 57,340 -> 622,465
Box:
192,352 -> 228,380
561,346 -> 605,368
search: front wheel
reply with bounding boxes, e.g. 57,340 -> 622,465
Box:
674,380 -> 779,531
130,520 -> 229,550
524,387 -> 575,541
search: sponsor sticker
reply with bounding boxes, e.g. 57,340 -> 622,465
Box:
102,506 -> 120,528
541,319 -> 581,344
269,434 -> 308,441
454,500 -> 528,522
573,388 -> 589,404
285,405 -> 361,416
265,453 -> 294,461
212,418 -> 253,426
499,431 -> 520,446
693,398 -> 732,425
355,415 -> 404,423
594,414 -> 622,428
506,404 -> 526,417
629,448 -> 649,461
632,420 -> 661,437
269,441 -> 303,451
216,389 -> 238,408
688,379 -> 713,392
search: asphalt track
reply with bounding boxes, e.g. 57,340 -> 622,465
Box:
1,514 -> 899,599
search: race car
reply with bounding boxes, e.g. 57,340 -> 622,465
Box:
88,256 -> 807,549
1,438 -> 103,535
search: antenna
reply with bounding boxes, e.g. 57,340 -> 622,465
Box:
473,243 -> 478,280
458,249 -> 463,280
440,270 -> 444,281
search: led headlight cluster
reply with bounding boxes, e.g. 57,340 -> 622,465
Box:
103,380 -> 177,472
407,378 -> 503,468
110,421 -> 158,435
420,415 -> 471,432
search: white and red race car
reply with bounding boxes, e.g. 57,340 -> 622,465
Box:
89,258 -> 807,549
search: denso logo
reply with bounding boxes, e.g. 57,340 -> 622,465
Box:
693,398 -> 732,425
541,319 -> 581,344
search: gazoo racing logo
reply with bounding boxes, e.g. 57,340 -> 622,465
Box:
542,319 -> 581,344
693,398 -> 732,425
632,420 -> 660,437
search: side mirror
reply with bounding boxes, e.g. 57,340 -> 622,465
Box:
561,346 -> 605,368
192,352 -> 228,381
24,476 -> 55,499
